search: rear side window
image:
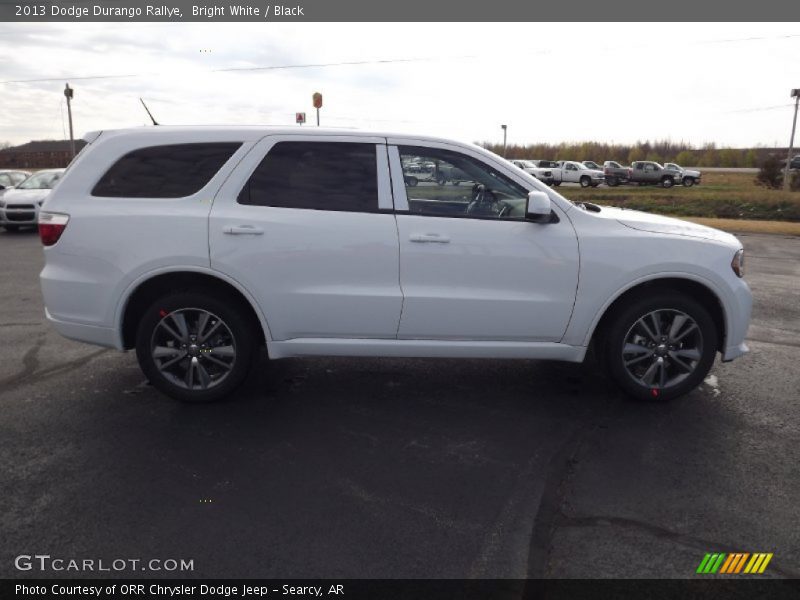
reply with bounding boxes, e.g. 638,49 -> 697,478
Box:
92,143 -> 241,198
238,141 -> 378,212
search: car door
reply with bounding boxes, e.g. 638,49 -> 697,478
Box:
388,141 -> 579,342
209,135 -> 403,341
564,162 -> 579,183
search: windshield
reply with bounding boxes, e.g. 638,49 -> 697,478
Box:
665,163 -> 682,170
18,171 -> 62,190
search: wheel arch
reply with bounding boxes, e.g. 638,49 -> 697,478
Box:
588,277 -> 726,353
118,269 -> 270,350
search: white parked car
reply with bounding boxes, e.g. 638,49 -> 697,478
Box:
39,127 -> 751,403
0,168 -> 64,231
664,163 -> 702,187
509,159 -> 555,185
552,161 -> 605,187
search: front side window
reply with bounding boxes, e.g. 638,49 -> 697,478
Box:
238,141 -> 378,212
398,146 -> 528,220
0,174 -> 12,187
92,143 -> 241,198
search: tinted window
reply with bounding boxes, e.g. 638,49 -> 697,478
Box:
238,142 -> 378,212
92,143 -> 241,198
399,146 -> 528,220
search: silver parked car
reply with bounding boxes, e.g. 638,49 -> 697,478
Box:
0,169 -> 64,231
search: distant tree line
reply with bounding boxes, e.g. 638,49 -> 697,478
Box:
478,139 -> 787,168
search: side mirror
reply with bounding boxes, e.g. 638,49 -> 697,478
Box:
526,191 -> 551,223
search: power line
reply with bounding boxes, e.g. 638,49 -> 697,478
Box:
0,56 -> 458,85
726,104 -> 795,114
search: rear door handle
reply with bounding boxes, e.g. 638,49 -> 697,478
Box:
223,225 -> 264,235
409,233 -> 450,244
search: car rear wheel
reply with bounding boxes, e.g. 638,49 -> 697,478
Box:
436,175 -> 447,186
602,293 -> 717,401
683,177 -> 695,187
580,176 -> 591,188
607,177 -> 619,187
135,290 -> 257,403
661,176 -> 675,188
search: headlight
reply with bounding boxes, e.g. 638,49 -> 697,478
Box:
731,248 -> 745,278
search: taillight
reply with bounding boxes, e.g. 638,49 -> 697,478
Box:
38,212 -> 69,246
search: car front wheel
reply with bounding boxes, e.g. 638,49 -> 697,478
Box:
135,290 -> 257,402
661,176 -> 674,188
683,177 -> 695,187
603,293 -> 717,401
580,176 -> 591,188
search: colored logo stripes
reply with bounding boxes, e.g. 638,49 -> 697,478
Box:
696,552 -> 773,574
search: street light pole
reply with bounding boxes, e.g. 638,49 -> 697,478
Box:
64,83 -> 75,160
783,89 -> 800,190
501,124 -> 507,157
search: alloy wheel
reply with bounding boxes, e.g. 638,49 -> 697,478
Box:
150,308 -> 236,390
621,309 -> 703,390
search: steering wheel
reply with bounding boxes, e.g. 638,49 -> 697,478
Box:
466,184 -> 500,216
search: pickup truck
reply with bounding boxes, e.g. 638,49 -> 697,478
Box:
629,161 -> 679,188
664,163 -> 702,187
509,159 -> 556,185
552,161 -> 605,187
603,160 -> 631,186
782,154 -> 800,169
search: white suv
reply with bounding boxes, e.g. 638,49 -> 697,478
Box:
39,127 -> 751,403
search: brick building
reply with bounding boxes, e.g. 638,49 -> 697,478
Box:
0,140 -> 88,169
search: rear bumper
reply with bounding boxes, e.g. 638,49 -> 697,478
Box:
44,307 -> 121,350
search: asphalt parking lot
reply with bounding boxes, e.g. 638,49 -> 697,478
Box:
1,228 -> 798,579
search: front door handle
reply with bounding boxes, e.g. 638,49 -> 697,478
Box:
223,225 -> 264,235
409,233 -> 450,244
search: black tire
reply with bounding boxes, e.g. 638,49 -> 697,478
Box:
682,177 -> 695,187
135,290 -> 258,403
602,292 -> 717,401
580,176 -> 591,188
405,176 -> 418,187
552,182 -> 561,187
607,177 -> 619,187
661,176 -> 674,188
437,175 -> 447,186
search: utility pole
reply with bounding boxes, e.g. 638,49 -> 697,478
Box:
784,89 -> 800,190
501,124 -> 507,157
64,83 -> 75,160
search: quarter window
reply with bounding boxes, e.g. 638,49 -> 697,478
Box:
398,146 -> 528,220
238,141 -> 378,212
92,143 -> 241,198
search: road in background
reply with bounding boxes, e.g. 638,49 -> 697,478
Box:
0,230 -> 797,578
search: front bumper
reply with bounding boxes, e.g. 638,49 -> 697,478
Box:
0,204 -> 39,226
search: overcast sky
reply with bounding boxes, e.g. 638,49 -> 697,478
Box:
1,22 -> 799,147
